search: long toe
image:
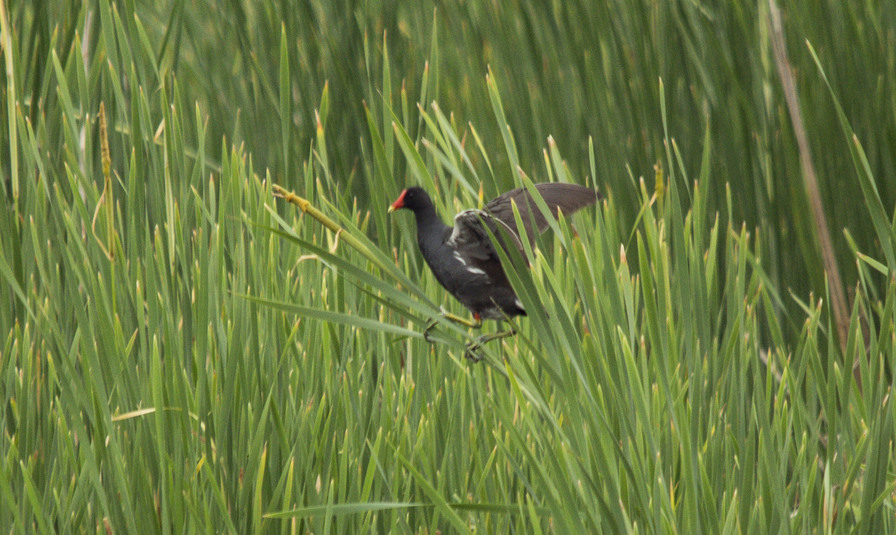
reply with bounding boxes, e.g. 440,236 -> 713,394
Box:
463,341 -> 484,362
422,319 -> 438,343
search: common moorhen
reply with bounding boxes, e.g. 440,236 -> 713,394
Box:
389,182 -> 599,360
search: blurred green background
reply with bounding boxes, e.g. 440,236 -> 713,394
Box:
13,1 -> 894,298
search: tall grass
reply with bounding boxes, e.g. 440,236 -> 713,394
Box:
1,0 -> 894,532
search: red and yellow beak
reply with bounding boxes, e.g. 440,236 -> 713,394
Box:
388,189 -> 408,213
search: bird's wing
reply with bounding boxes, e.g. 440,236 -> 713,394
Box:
448,209 -> 523,261
485,183 -> 598,247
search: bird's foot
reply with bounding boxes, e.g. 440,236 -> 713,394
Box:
423,307 -> 482,343
422,306 -> 451,343
463,329 -> 517,362
463,342 -> 484,362
422,317 -> 439,343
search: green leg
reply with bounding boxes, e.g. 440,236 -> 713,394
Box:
464,329 -> 517,362
422,309 -> 517,362
422,307 -> 482,343
422,317 -> 439,343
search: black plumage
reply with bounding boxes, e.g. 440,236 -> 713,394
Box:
389,183 -> 598,322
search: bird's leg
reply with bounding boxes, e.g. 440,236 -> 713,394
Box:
464,301 -> 521,360
422,317 -> 439,343
464,328 -> 517,362
422,308 -> 482,343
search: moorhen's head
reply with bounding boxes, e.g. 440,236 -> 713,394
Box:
388,187 -> 433,214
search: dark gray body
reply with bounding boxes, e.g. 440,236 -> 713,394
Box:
393,183 -> 599,320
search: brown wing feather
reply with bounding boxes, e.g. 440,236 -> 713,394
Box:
449,210 -> 522,261
485,183 -> 598,248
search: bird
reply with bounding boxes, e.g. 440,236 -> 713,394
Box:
388,182 -> 599,360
